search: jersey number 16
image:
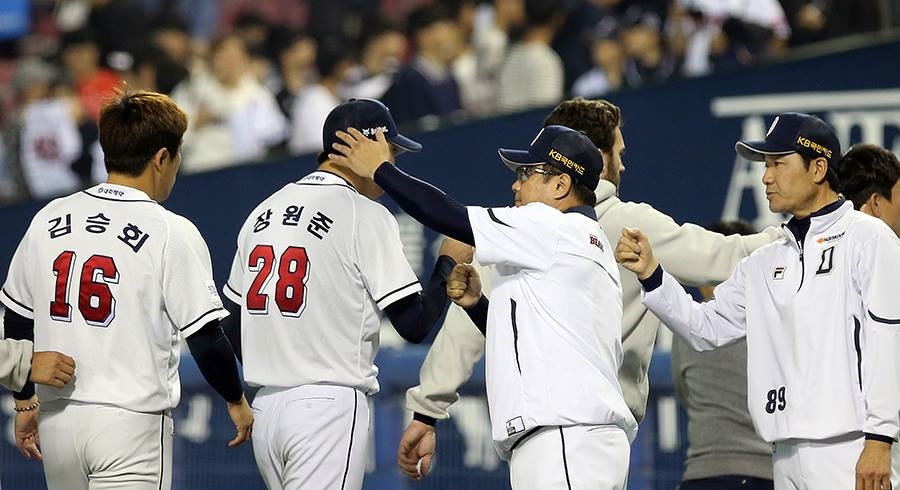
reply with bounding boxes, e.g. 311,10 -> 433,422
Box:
50,251 -> 119,327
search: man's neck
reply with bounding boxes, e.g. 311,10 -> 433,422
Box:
106,173 -> 156,200
792,189 -> 841,219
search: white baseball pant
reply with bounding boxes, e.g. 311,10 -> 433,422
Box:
39,400 -> 173,490
773,433 -> 867,490
509,424 -> 630,490
251,384 -> 369,490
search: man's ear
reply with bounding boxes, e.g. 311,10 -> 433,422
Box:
151,147 -> 168,171
554,173 -> 573,199
812,157 -> 829,184
867,192 -> 883,218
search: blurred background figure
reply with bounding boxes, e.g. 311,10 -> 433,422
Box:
2,57 -> 82,201
342,16 -> 405,101
381,3 -> 463,126
571,16 -> 625,98
288,36 -> 354,154
468,0 -> 525,116
496,0 -> 567,113
171,34 -> 287,173
672,219 -> 775,490
267,27 -> 317,119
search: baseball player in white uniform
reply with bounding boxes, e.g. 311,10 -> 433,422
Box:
222,98 -> 463,490
331,123 -> 636,489
0,91 -> 253,490
617,113 -> 900,490
394,98 -> 781,481
835,143 -> 900,490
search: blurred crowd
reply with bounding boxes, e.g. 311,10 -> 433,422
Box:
1,0 -> 899,204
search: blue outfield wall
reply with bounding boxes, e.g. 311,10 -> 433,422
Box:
1,38 -> 899,489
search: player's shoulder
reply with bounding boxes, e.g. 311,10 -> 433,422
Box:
842,209 -> 897,242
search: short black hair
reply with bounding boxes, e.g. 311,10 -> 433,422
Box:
315,36 -> 352,79
706,219 -> 756,236
540,167 -> 597,206
836,144 -> 900,210
406,3 -> 453,38
525,0 -> 565,28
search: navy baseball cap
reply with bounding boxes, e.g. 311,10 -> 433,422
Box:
498,125 -> 605,190
323,98 -> 422,154
736,112 -> 840,167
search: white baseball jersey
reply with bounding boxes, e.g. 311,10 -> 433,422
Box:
643,201 -> 900,443
0,184 -> 227,413
223,171 -> 421,394
467,202 -> 638,460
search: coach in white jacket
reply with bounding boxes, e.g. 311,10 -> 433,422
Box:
396,98 -> 782,479
618,113 -> 900,490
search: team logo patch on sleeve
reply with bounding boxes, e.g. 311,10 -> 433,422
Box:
773,267 -> 786,280
589,234 -> 604,251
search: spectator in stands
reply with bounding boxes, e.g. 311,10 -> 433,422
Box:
551,0 -> 622,95
495,0 -> 566,113
672,219 -> 775,490
3,57 -> 83,200
571,17 -> 625,98
86,0 -> 150,71
467,0 -> 525,116
171,35 -> 287,173
620,6 -> 676,89
59,29 -> 121,124
151,17 -> 194,81
127,45 -> 188,94
671,0 -> 790,76
234,12 -> 276,84
444,0 -> 487,116
381,3 -> 463,126
288,37 -> 354,154
342,17 -> 406,101
268,27 -> 317,119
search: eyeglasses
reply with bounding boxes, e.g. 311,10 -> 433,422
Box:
515,166 -> 559,182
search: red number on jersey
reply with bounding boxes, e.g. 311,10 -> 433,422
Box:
50,251 -> 76,322
50,252 -> 120,327
246,245 -> 310,317
247,245 -> 276,313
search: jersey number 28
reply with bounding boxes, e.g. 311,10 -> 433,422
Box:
246,245 -> 310,317
50,251 -> 119,327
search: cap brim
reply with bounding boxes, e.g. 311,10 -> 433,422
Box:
389,133 -> 422,153
735,141 -> 796,161
498,148 -> 545,172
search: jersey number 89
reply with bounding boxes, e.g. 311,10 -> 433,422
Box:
246,245 -> 310,317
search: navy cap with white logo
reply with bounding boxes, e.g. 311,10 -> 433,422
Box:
735,112 -> 840,167
322,98 -> 422,155
498,125 -> 604,190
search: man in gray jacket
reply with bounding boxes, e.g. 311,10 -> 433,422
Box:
397,97 -> 783,480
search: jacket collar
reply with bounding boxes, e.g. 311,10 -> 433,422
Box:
783,198 -> 850,246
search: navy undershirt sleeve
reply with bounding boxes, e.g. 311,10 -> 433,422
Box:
464,295 -> 489,336
220,297 -> 243,364
186,319 -> 244,403
4,309 -> 35,400
384,255 -> 457,343
373,163 -> 475,246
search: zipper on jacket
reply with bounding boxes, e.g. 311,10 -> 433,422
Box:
796,238 -> 805,292
510,299 -> 522,374
853,317 -> 862,390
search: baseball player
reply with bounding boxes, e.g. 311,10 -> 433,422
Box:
331,123 -> 636,489
1,91 -> 253,490
836,143 -> 900,490
394,97 -> 781,481
221,98 -> 465,490
616,113 -> 900,490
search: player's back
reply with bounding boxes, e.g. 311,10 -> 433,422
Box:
225,172 -> 419,394
1,184 -> 224,412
